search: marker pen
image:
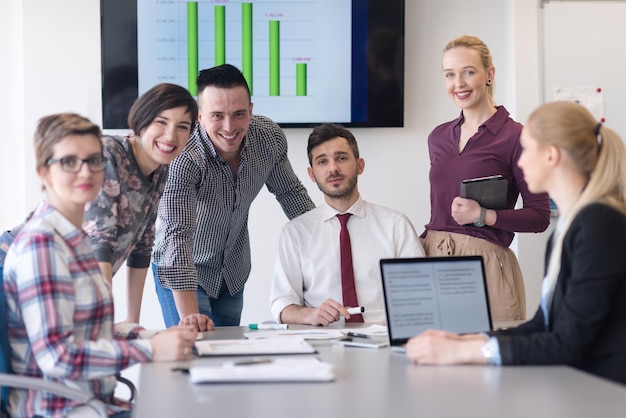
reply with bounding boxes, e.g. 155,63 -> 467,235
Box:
347,332 -> 371,339
248,323 -> 289,330
224,359 -> 274,367
346,306 -> 365,315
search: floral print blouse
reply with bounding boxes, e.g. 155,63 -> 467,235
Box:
84,135 -> 168,274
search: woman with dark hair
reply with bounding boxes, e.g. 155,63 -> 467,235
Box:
83,83 -> 209,326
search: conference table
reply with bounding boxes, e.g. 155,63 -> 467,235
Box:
132,324 -> 626,418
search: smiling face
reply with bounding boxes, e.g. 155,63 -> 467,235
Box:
134,106 -> 194,175
39,134 -> 104,216
307,136 -> 364,205
442,46 -> 494,111
197,85 -> 253,163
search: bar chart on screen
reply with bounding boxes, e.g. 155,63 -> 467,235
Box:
137,0 -> 352,123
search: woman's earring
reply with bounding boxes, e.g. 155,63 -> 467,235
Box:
486,79 -> 492,86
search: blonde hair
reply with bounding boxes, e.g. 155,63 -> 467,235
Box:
444,35 -> 495,105
528,101 -> 626,314
526,101 -> 626,216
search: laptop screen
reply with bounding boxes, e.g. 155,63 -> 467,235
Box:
380,256 -> 493,345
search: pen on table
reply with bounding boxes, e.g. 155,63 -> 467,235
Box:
224,359 -> 274,367
346,332 -> 371,339
346,306 -> 365,315
248,323 -> 289,330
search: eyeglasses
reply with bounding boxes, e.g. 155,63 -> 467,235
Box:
46,155 -> 106,173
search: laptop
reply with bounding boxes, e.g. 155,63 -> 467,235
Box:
379,255 -> 493,352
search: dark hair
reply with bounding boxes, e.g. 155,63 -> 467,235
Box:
307,123 -> 360,165
196,64 -> 251,100
34,113 -> 102,170
127,83 -> 198,136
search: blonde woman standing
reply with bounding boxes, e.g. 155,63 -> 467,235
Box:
407,101 -> 626,386
421,35 -> 550,321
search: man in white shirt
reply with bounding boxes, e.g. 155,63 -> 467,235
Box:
270,123 -> 425,325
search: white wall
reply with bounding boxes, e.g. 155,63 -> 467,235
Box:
0,1 -> 26,227
0,0 -> 552,329
542,1 -> 626,139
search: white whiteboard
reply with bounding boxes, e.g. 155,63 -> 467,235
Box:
543,1 -> 626,139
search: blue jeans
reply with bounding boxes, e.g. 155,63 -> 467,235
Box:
152,263 -> 244,327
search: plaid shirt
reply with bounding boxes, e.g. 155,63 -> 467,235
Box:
152,115 -> 315,298
3,204 -> 152,418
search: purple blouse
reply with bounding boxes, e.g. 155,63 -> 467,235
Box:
423,106 -> 550,247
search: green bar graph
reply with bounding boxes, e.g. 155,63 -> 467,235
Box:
183,5 -> 308,97
242,3 -> 253,94
215,6 -> 226,66
269,20 -> 280,96
187,2 -> 198,96
296,63 -> 307,96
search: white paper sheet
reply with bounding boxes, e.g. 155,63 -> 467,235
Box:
243,329 -> 344,340
195,337 -> 316,356
189,357 -> 334,383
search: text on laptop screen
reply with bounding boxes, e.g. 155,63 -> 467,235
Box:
381,257 -> 492,341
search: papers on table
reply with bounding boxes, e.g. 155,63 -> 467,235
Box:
333,337 -> 389,349
341,324 -> 388,336
189,325 -> 389,384
136,328 -> 203,340
189,357 -> 335,383
194,337 -> 316,356
244,329 -> 345,340
332,325 -> 390,349
243,324 -> 388,340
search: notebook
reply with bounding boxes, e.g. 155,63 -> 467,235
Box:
379,256 -> 493,352
460,174 -> 507,210
194,337 -> 316,356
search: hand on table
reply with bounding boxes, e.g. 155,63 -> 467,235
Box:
151,325 -> 198,361
406,329 -> 487,365
302,298 -> 353,326
179,313 -> 215,332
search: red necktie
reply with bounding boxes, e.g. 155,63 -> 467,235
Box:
336,213 -> 363,323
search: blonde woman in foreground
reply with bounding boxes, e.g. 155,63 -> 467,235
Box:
407,101 -> 626,385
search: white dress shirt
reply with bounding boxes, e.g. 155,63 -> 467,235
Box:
270,197 -> 425,324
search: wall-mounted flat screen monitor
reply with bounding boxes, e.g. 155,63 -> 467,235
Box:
100,0 -> 405,129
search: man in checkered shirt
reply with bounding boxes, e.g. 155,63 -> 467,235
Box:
152,64 -> 315,329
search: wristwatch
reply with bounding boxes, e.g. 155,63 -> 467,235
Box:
481,338 -> 495,363
473,206 -> 486,227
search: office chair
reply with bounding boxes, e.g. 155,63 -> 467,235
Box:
0,230 -> 108,417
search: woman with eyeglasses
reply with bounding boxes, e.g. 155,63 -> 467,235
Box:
82,83 -> 210,326
2,113 -> 197,417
